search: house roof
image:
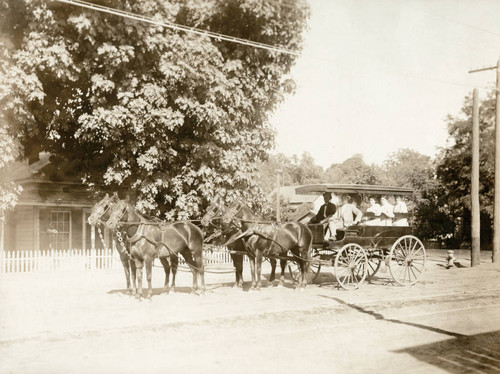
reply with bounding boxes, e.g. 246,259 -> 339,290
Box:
11,153 -> 94,207
11,152 -> 51,181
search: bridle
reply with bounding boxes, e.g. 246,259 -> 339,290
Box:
88,195 -> 116,225
201,200 -> 227,227
106,200 -> 130,229
221,202 -> 245,230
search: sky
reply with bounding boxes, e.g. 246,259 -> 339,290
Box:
270,0 -> 500,169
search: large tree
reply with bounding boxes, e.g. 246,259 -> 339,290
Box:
431,88 -> 496,247
0,0 -> 309,218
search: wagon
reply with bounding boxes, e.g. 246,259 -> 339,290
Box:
288,184 -> 426,290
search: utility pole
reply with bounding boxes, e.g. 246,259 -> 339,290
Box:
471,88 -> 480,266
469,58 -> 500,263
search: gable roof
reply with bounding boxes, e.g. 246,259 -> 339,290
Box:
11,152 -> 51,181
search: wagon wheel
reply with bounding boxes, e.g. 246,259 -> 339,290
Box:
288,251 -> 321,284
365,248 -> 382,281
334,243 -> 368,290
388,235 -> 426,286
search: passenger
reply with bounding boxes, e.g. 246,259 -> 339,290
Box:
380,195 -> 395,226
309,192 -> 337,239
393,195 -> 409,226
329,194 -> 363,240
364,196 -> 382,226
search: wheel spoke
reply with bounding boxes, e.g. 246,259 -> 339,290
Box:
409,265 -> 418,281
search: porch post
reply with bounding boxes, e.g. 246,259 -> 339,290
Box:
0,209 -> 4,254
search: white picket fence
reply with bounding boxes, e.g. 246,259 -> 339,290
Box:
0,247 -> 236,273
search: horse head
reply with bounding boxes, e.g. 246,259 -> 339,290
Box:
221,201 -> 244,225
88,193 -> 119,226
106,197 -> 131,230
201,198 -> 226,227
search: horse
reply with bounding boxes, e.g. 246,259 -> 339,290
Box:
88,194 -> 180,296
106,198 -> 205,299
201,199 -> 246,288
88,193 -> 138,295
201,199 -> 288,288
221,202 -> 312,291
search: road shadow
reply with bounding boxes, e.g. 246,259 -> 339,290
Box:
107,286 -> 196,296
320,295 -> 500,372
320,294 -> 465,338
106,271 -> 296,295
394,330 -> 500,373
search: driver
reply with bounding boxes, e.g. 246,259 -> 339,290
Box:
309,192 -> 337,224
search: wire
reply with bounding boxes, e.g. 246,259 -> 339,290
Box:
401,2 -> 500,38
53,0 -> 300,56
296,53 -> 493,91
52,0 -> 492,91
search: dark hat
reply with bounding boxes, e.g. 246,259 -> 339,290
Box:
322,192 -> 332,199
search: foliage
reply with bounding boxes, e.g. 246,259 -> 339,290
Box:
381,149 -> 435,192
0,125 -> 23,213
324,154 -> 382,185
256,151 -> 323,195
0,0 -> 309,218
431,89 -> 496,247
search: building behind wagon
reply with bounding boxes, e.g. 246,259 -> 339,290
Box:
0,153 -> 110,253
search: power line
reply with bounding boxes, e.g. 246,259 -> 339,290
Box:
296,53 -> 492,91
394,1 -> 500,38
53,0 -> 300,56
52,0 -> 492,91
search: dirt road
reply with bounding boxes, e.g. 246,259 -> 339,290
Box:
1,250 -> 499,373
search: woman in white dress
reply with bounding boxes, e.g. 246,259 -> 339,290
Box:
364,197 -> 382,226
380,196 -> 394,226
393,195 -> 409,226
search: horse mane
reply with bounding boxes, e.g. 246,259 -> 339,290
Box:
226,201 -> 262,221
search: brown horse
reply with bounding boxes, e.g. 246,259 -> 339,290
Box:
201,199 -> 246,288
88,193 -> 138,295
106,198 -> 205,299
222,202 -> 312,291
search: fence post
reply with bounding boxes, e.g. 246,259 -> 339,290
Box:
90,247 -> 96,270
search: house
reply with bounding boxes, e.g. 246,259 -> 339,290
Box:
0,153 -> 111,252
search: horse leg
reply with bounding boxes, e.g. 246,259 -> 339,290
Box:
135,258 -> 143,299
255,251 -> 263,291
278,258 -> 287,288
170,255 -> 178,292
248,256 -> 257,290
269,258 -> 277,283
120,257 -> 131,294
145,259 -> 153,299
231,253 -> 244,288
130,258 -> 137,296
180,249 -> 199,294
159,256 -> 171,294
294,250 -> 308,290
194,252 -> 205,295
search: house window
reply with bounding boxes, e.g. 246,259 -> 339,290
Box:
49,211 -> 71,250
